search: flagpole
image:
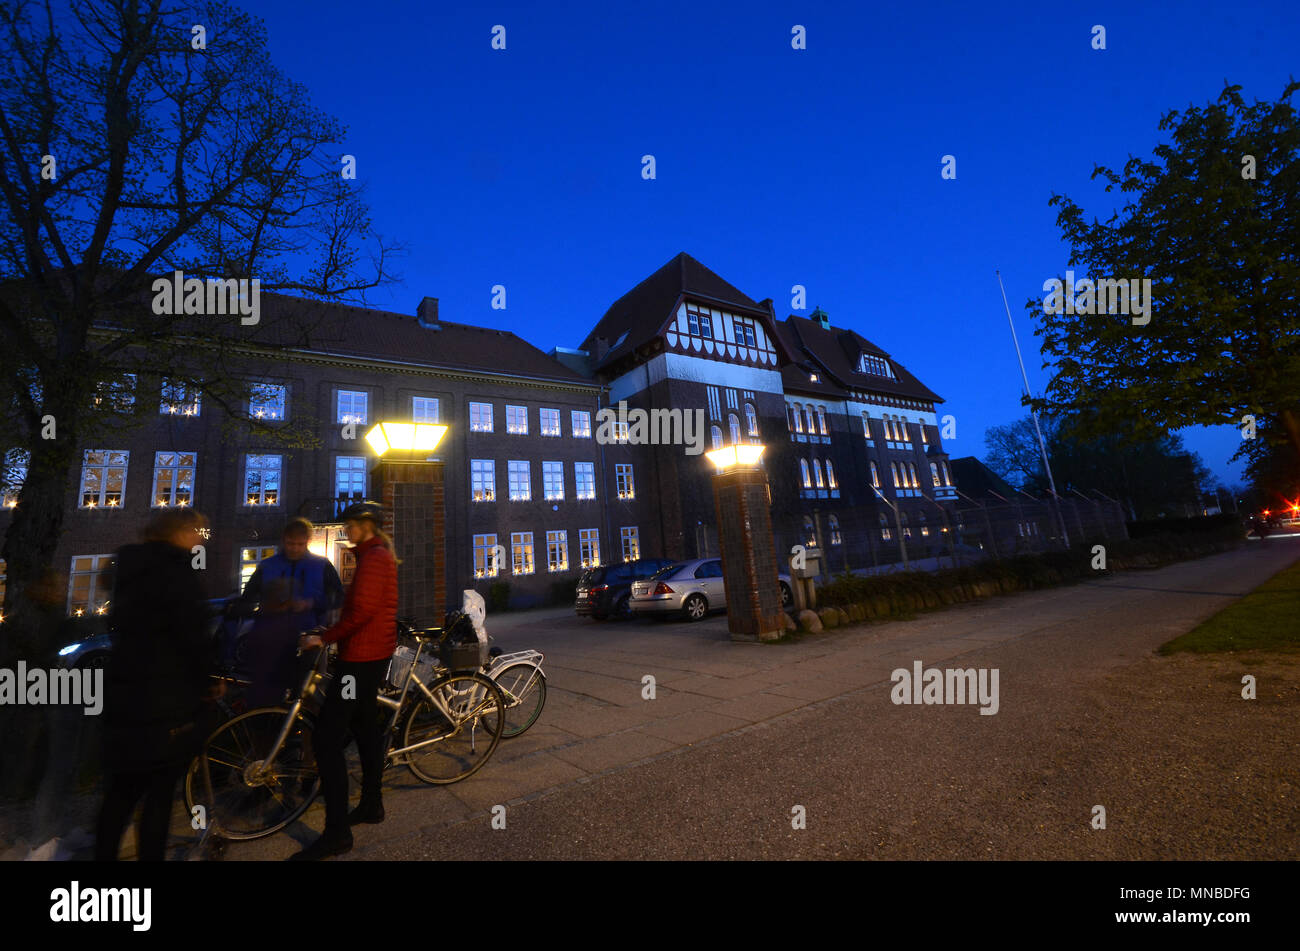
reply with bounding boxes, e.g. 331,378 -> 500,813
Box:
996,269 -> 1071,548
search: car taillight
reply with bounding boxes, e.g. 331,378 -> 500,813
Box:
589,585 -> 607,596
654,583 -> 674,595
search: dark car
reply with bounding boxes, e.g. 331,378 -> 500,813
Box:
575,558 -> 676,621
57,596 -> 251,671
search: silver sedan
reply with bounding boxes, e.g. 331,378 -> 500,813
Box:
629,558 -> 793,621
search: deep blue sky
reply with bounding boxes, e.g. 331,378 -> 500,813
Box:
251,0 -> 1299,487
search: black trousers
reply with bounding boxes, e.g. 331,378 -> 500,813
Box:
95,762 -> 184,861
312,658 -> 389,834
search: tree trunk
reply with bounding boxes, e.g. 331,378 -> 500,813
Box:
1279,408 -> 1300,462
0,396 -> 81,799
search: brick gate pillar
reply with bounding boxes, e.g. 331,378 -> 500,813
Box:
712,466 -> 783,642
372,459 -> 445,627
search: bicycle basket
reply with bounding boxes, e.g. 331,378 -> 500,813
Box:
438,610 -> 488,671
386,642 -> 436,689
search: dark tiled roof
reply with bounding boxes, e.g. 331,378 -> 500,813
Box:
948,457 -> 1017,498
779,315 -> 943,404
185,293 -> 595,386
580,252 -> 769,370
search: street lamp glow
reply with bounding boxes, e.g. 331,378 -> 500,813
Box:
705,443 -> 765,470
365,421 -> 448,456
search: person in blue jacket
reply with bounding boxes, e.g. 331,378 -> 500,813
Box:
237,518 -> 344,706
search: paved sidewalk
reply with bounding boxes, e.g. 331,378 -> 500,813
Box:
184,541 -> 1297,860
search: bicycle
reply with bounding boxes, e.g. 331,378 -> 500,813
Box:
394,618 -> 547,739
185,632 -> 506,841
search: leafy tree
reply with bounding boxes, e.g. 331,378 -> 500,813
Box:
1029,82 -> 1300,467
0,0 -> 399,668
1234,414 -> 1300,512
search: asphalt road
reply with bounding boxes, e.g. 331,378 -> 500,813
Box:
329,541 -> 1300,861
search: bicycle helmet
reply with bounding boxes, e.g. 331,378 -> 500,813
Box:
338,500 -> 385,524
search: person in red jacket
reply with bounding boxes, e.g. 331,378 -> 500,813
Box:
291,500 -> 397,860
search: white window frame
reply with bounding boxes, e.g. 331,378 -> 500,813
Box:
80,450 -> 130,509
152,451 -> 197,508
575,462 -> 596,500
474,534 -> 500,578
615,463 -> 635,500
542,461 -> 565,501
412,396 -> 440,424
506,404 -> 529,435
67,554 -> 114,616
579,528 -> 600,568
539,408 -> 561,437
508,460 -> 531,501
160,379 -> 202,417
620,526 -> 640,562
571,410 -> 592,438
336,389 -> 368,425
249,382 -> 287,421
470,401 -> 494,433
546,530 -> 569,572
335,455 -> 367,508
511,532 -> 535,575
471,459 -> 496,502
244,453 -> 283,507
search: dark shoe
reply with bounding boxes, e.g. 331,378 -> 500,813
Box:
348,798 -> 385,825
288,830 -> 353,861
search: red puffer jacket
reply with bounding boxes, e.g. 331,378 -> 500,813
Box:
320,535 -> 397,662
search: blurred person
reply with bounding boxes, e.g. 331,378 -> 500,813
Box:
95,508 -> 222,861
237,518 -> 343,707
292,501 -> 396,861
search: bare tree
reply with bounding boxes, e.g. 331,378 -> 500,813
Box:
0,0 -> 400,672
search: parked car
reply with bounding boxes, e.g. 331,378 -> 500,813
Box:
575,558 -> 676,620
629,558 -> 794,621
56,597 -> 251,670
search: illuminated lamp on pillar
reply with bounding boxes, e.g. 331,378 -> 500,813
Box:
363,421 -> 450,627
706,443 -> 784,642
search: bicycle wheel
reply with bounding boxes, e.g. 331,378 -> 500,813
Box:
184,707 -> 320,840
487,662 -> 547,738
402,672 -> 505,784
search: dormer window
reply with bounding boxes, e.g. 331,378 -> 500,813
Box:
809,373 -> 819,382
857,352 -> 895,378
686,308 -> 713,339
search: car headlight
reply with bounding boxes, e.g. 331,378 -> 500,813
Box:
58,643 -> 81,656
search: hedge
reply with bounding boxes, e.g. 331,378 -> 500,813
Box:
814,527 -> 1245,619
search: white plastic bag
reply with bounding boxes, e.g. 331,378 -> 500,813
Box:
462,589 -> 488,647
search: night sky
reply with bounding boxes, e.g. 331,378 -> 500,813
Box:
250,0 -> 1299,486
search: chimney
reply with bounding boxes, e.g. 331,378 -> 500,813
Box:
416,296 -> 440,329
758,297 -> 775,317
593,335 -> 610,361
